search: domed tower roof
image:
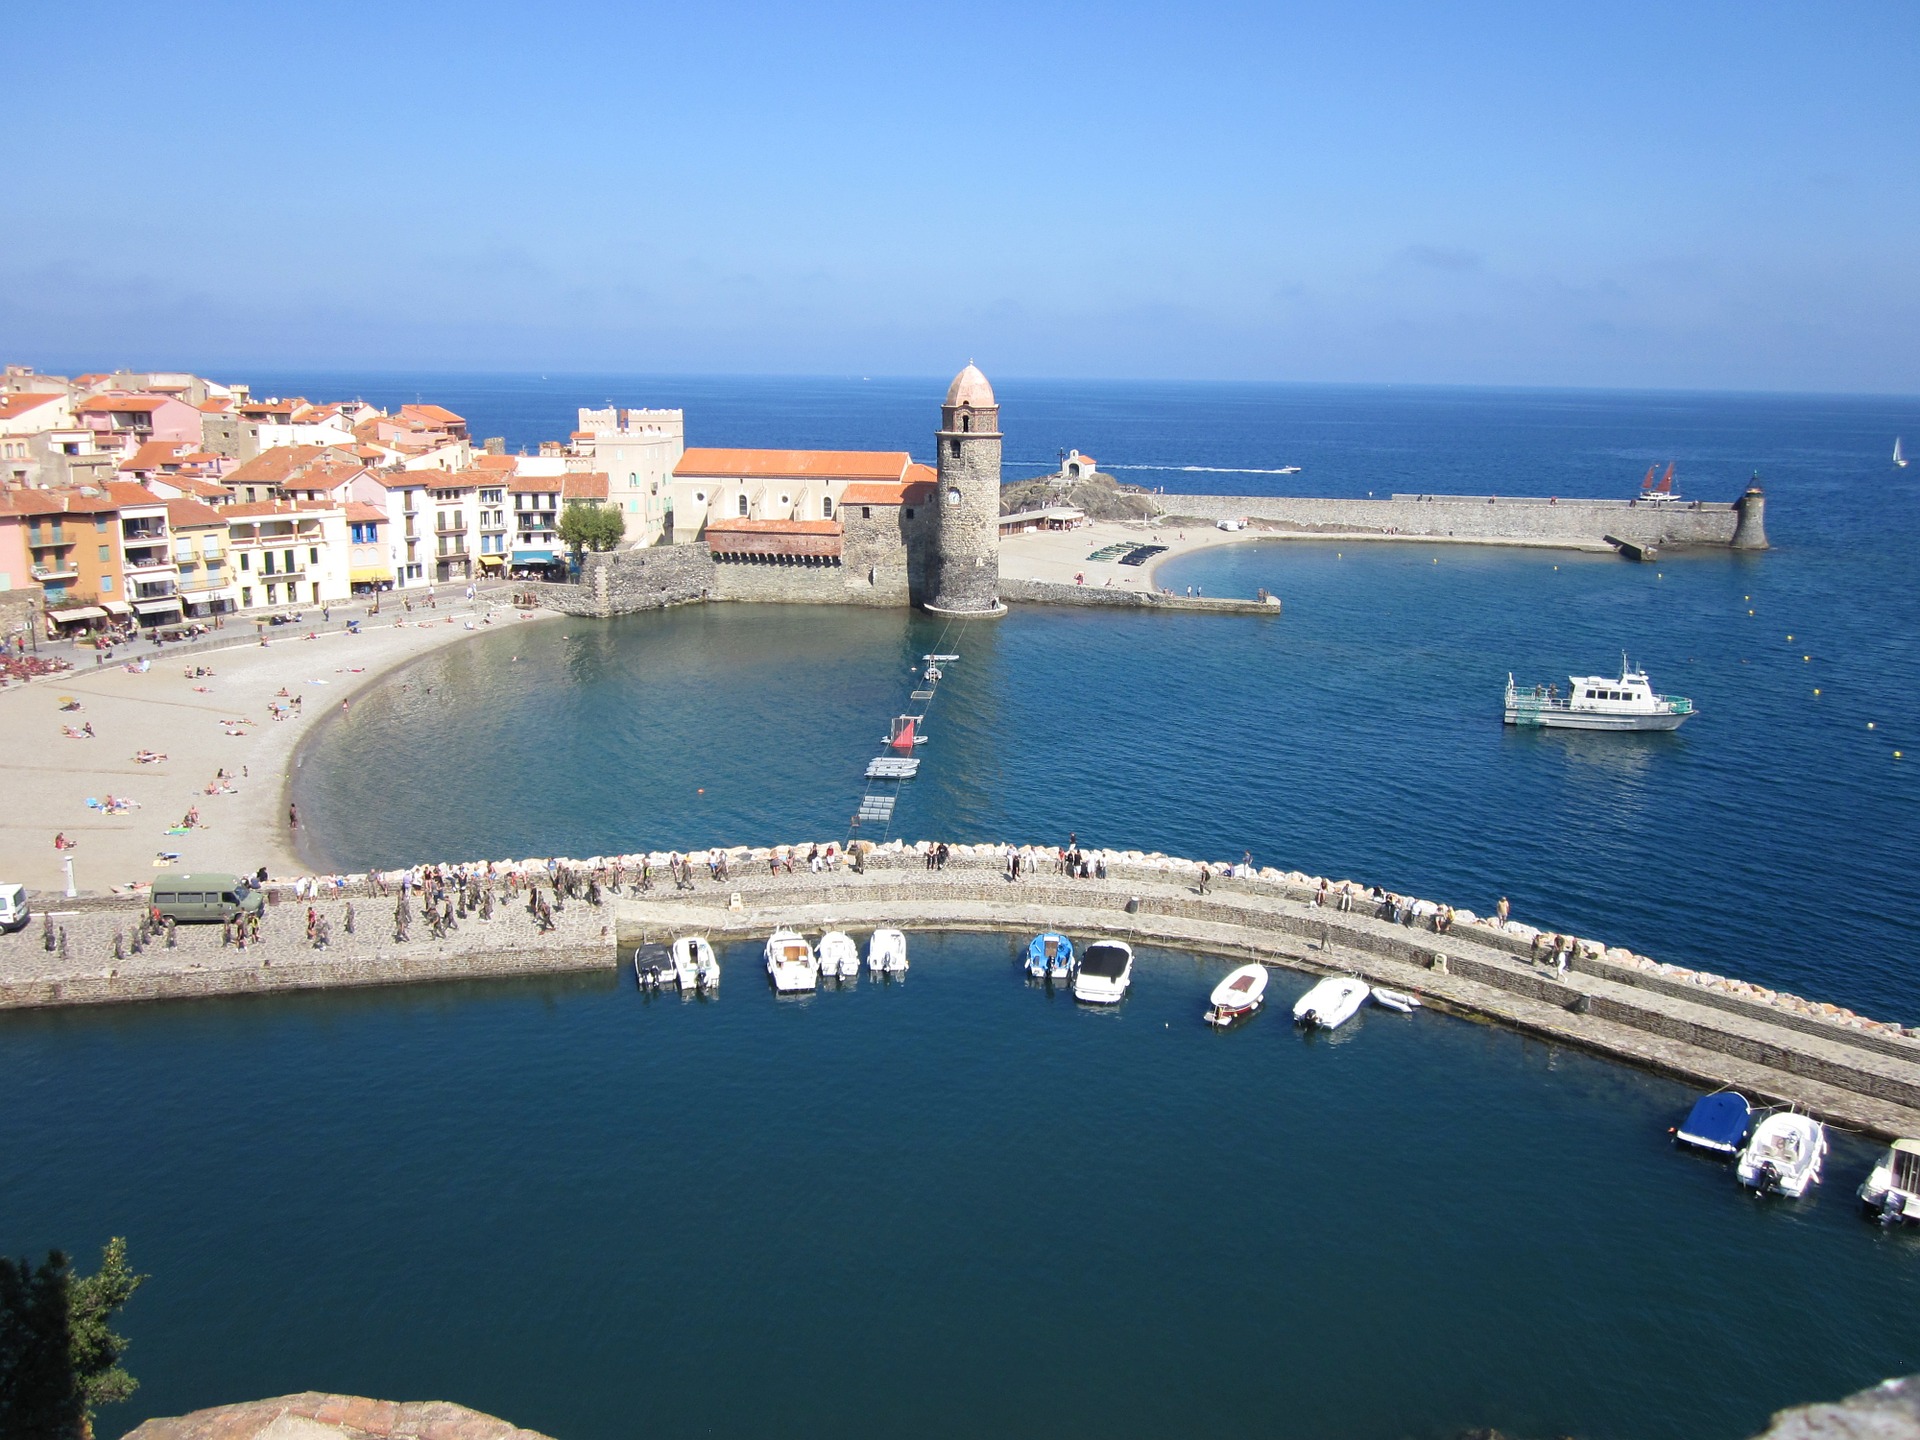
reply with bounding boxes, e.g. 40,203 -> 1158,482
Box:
944,364 -> 995,409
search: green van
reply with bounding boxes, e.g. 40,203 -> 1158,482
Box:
151,874 -> 265,924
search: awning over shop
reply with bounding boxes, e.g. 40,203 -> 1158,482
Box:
476,555 -> 505,569
99,601 -> 133,616
511,550 -> 556,564
133,598 -> 183,615
348,566 -> 393,583
51,607 -> 106,622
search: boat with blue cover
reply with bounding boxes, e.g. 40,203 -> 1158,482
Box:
1675,1091 -> 1751,1155
1024,932 -> 1074,979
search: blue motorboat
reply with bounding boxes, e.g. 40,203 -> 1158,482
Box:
1024,932 -> 1075,979
1674,1091 -> 1752,1155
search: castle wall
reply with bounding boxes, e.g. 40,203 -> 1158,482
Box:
1158,493 -> 1743,548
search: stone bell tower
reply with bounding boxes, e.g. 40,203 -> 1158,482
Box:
925,362 -> 1006,615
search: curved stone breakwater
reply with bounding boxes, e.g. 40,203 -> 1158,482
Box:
6,839 -> 1917,1137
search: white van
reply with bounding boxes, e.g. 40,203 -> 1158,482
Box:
0,883 -> 29,934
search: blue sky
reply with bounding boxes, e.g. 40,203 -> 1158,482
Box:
4,0 -> 1916,390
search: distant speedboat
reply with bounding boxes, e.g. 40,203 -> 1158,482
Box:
818,931 -> 861,981
867,928 -> 909,974
1025,932 -> 1074,980
1860,1138 -> 1920,1223
1737,1111 -> 1828,1197
1674,1091 -> 1751,1156
1505,654 -> 1694,732
1293,976 -> 1368,1031
1072,941 -> 1133,1004
1205,963 -> 1267,1026
765,929 -> 819,993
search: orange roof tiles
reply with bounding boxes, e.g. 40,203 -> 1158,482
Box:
841,463 -> 937,506
703,518 -> 843,535
163,497 -> 226,528
507,473 -> 563,495
0,393 -> 67,422
399,403 -> 464,425
76,394 -> 173,414
159,475 -> 233,499
673,448 -> 912,481
561,472 -> 609,501
473,454 -> 516,470
344,502 -> 388,524
223,444 -> 349,486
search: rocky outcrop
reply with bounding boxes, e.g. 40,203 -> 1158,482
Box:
123,1392 -> 555,1440
1749,1374 -> 1920,1439
1000,472 -> 1158,521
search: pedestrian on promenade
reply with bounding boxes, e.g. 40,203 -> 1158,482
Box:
1496,895 -> 1511,929
288,801 -> 298,829
1198,864 -> 1212,896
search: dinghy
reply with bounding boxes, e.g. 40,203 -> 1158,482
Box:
1072,941 -> 1133,1004
1370,986 -> 1421,1013
1205,963 -> 1268,1026
1736,1111 -> 1828,1197
764,928 -> 819,994
1674,1091 -> 1751,1156
1025,932 -> 1074,980
867,928 -> 909,974
673,936 -> 718,992
1859,1138 -> 1920,1224
818,931 -> 861,981
633,941 -> 675,991
1292,975 -> 1368,1030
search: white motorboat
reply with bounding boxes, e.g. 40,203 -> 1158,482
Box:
1025,932 -> 1074,980
1205,963 -> 1267,1026
1370,986 -> 1422,1013
673,936 -> 718,992
1293,976 -> 1369,1030
1504,654 -> 1694,731
867,928 -> 909,973
1859,1138 -> 1920,1223
764,928 -> 819,994
1736,1111 -> 1828,1198
633,941 -> 675,990
818,931 -> 860,981
1072,940 -> 1133,1004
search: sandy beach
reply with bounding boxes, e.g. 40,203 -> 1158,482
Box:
0,596 -> 556,897
997,517 -> 1254,592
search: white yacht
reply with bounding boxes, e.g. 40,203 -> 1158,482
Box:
764,929 -> 819,994
867,928 -> 909,974
1205,963 -> 1268,1026
1504,654 -> 1695,731
1736,1112 -> 1828,1197
1072,940 -> 1133,1004
1293,976 -> 1369,1031
818,931 -> 861,982
672,936 -> 718,992
1859,1138 -> 1920,1223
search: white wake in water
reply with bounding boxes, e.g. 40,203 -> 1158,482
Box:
1008,462 -> 1302,475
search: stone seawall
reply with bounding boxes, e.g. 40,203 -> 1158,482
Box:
999,577 -> 1280,614
1160,493 -> 1745,549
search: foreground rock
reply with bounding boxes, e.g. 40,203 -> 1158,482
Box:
124,1392 -> 554,1439
1751,1374 -> 1920,1439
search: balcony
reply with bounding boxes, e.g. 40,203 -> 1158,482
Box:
133,582 -> 178,602
121,524 -> 168,543
28,533 -> 68,549
434,523 -> 467,537
123,551 -> 175,575
30,563 -> 79,582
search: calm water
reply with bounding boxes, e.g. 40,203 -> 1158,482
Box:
13,379 -> 1920,1437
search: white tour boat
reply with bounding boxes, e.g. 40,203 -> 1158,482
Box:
764,928 -> 819,994
1370,986 -> 1422,1013
818,931 -> 861,981
1205,963 -> 1268,1026
1736,1111 -> 1829,1197
1859,1138 -> 1920,1223
673,936 -> 718,992
867,928 -> 909,974
1504,654 -> 1695,731
1072,940 -> 1133,1004
1293,976 -> 1369,1031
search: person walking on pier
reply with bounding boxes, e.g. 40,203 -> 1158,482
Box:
1496,895 -> 1512,930
1197,864 -> 1212,896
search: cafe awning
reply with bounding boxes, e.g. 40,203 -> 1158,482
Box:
51,607 -> 106,622
511,550 -> 556,564
133,598 -> 183,615
99,601 -> 133,616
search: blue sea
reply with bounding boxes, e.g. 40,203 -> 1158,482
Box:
10,376 -> 1920,1439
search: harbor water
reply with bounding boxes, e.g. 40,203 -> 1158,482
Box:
11,378 -> 1920,1437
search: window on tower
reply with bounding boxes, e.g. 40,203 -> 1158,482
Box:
961,414 -> 971,432
947,487 -> 961,505
949,437 -> 960,457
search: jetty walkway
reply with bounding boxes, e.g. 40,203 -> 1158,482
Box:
4,842 -> 1914,1139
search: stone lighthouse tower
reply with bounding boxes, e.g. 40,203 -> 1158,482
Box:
925,363 -> 1006,615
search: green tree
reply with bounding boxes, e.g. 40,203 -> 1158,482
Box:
0,1238 -> 146,1439
557,503 -> 625,560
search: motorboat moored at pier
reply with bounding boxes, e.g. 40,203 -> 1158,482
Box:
1072,941 -> 1133,1004
634,941 -> 675,990
1025,932 -> 1075,980
1859,1139 -> 1920,1223
1205,963 -> 1267,1026
672,936 -> 717,992
818,931 -> 861,981
1736,1111 -> 1828,1197
1292,976 -> 1368,1030
1674,1091 -> 1751,1155
1504,655 -> 1694,731
765,929 -> 819,993
867,928 -> 909,974
1370,986 -> 1422,1013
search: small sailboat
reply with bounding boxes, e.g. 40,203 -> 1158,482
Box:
764,928 -> 819,993
1292,976 -> 1368,1030
1370,986 -> 1422,1013
1024,932 -> 1074,979
1674,1091 -> 1751,1155
867,928 -> 909,974
1897,437 -> 1908,469
818,931 -> 861,981
1205,963 -> 1268,1026
673,936 -> 718,991
1736,1111 -> 1828,1197
1639,461 -> 1680,501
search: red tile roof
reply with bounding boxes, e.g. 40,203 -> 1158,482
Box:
841,463 -> 937,506
0,392 -> 67,422
163,497 -> 226,528
673,449 -> 912,481
399,403 -> 464,425
473,454 -> 515,470
222,444 -> 350,486
158,475 -> 233,500
561,472 -> 609,502
507,473 -> 564,495
703,518 -> 843,535
75,394 -> 172,414
344,502 -> 388,524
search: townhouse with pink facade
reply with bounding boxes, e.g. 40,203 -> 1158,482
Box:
73,393 -> 203,454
